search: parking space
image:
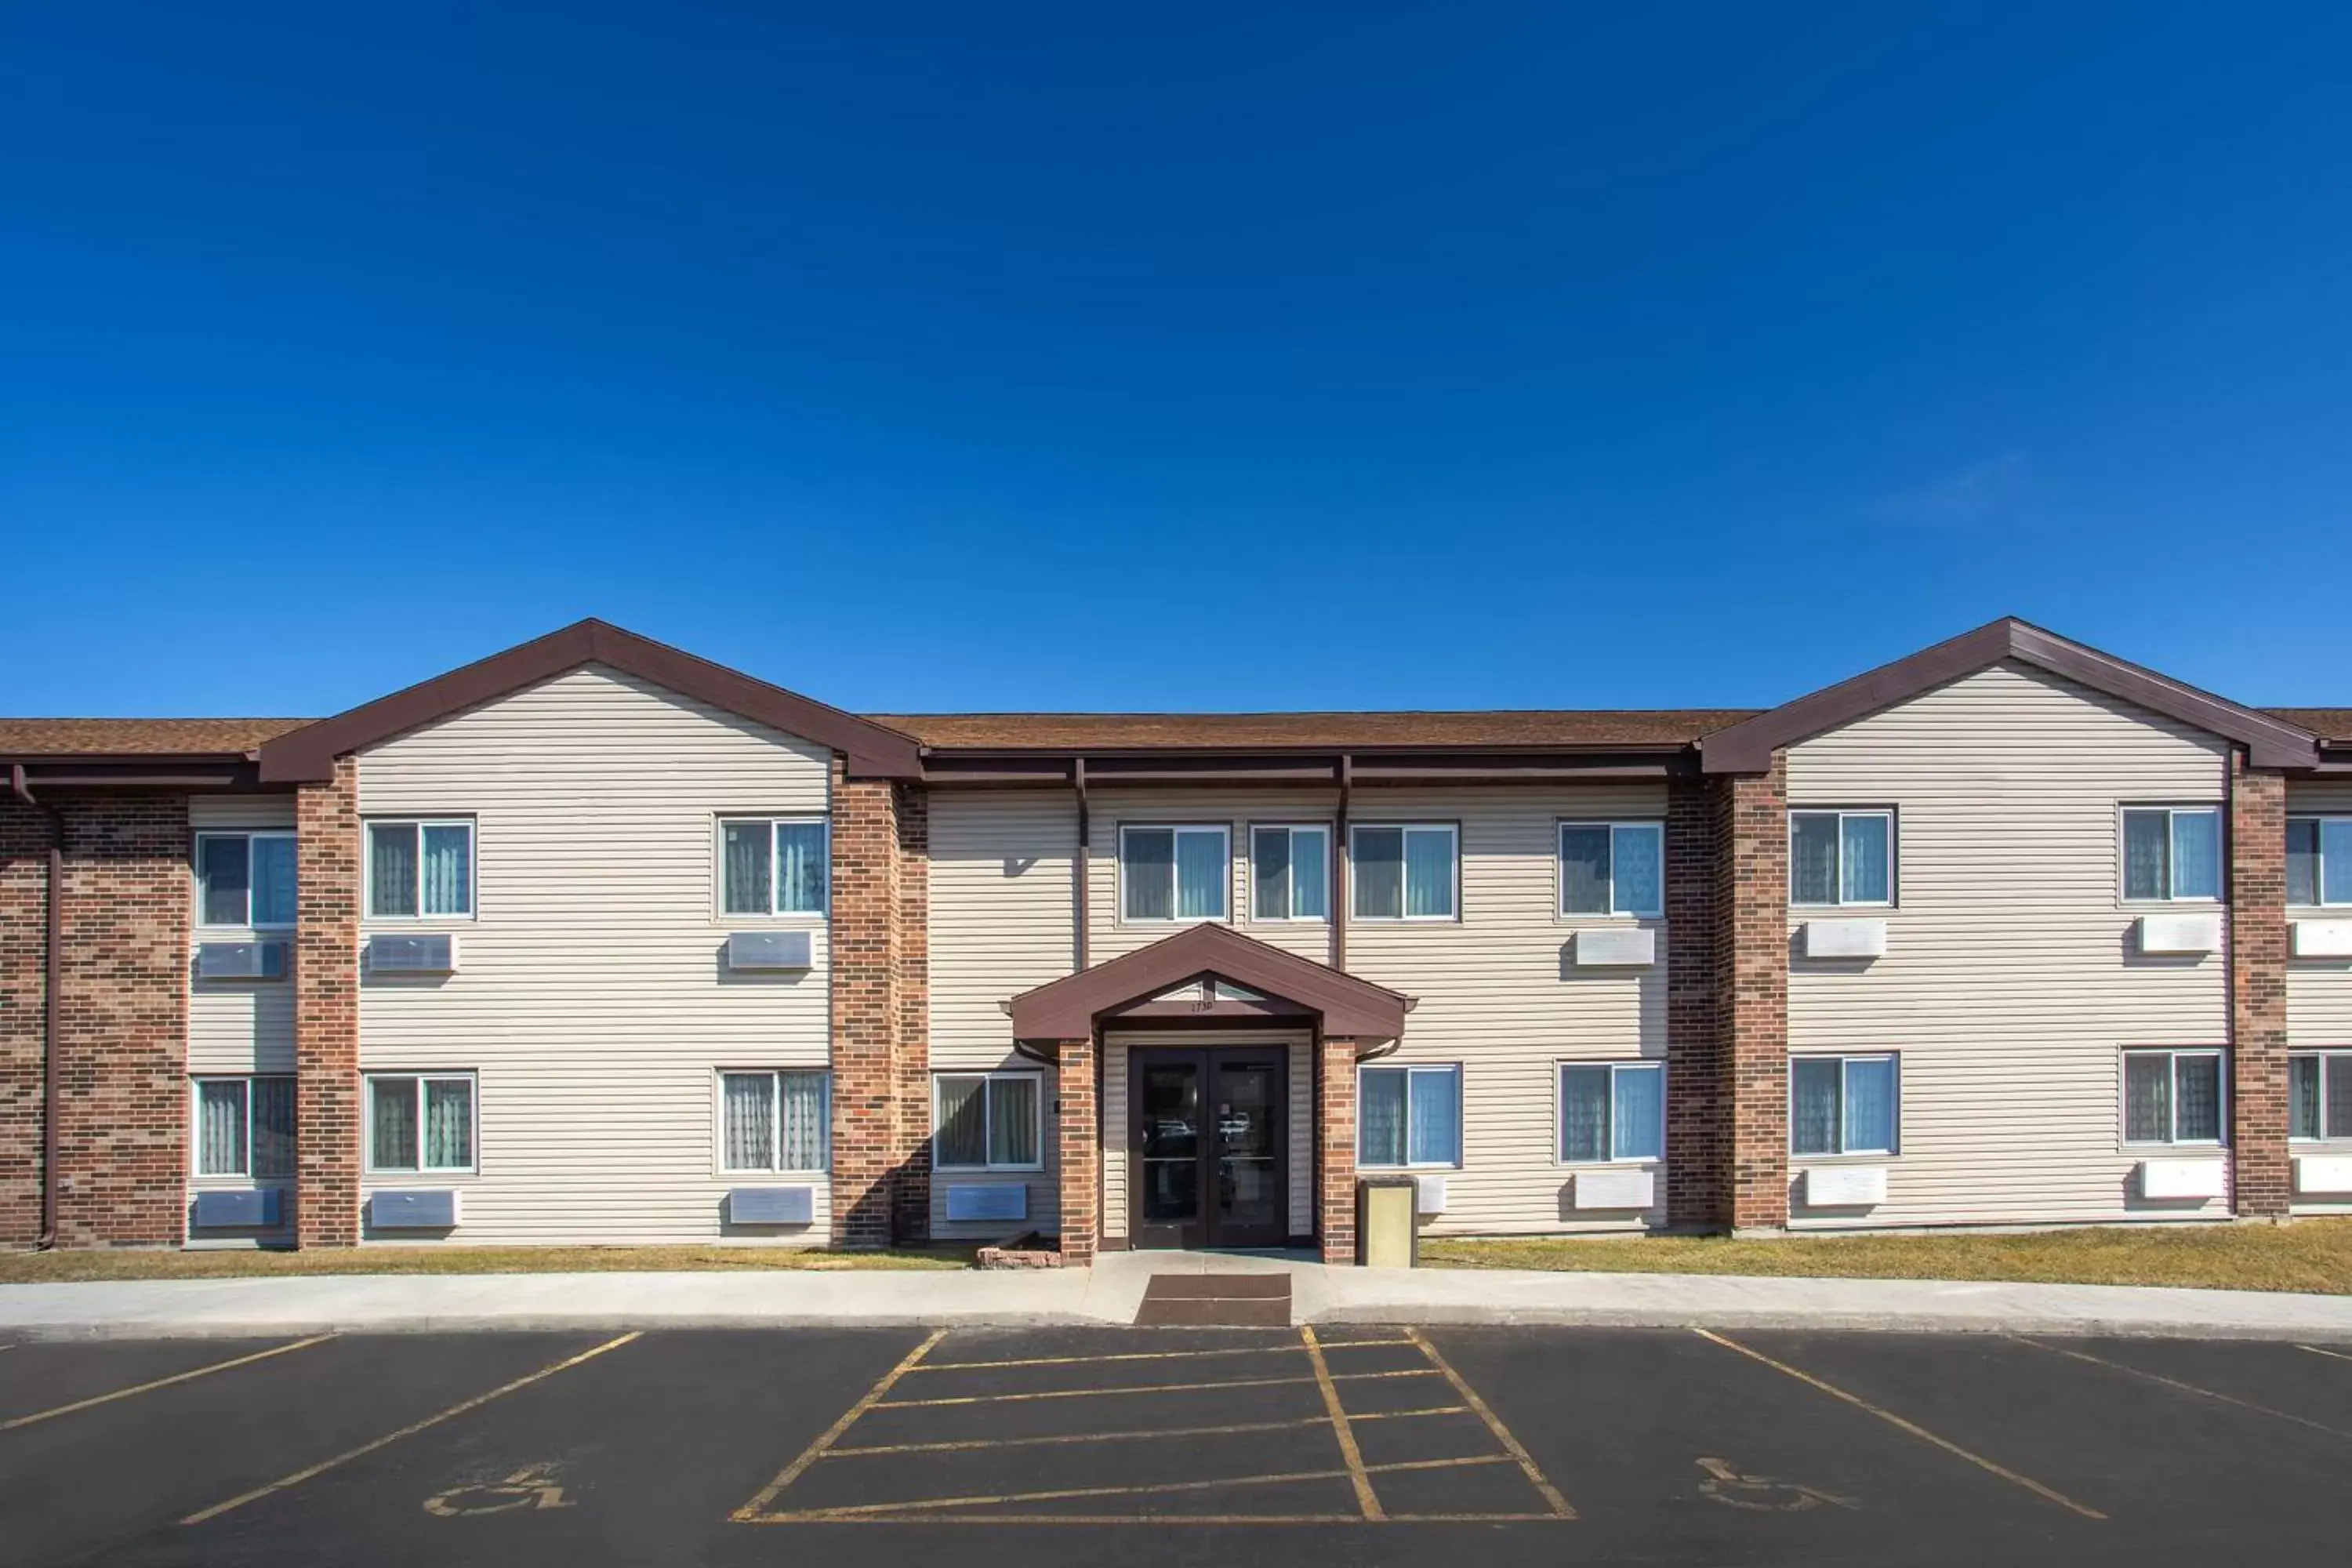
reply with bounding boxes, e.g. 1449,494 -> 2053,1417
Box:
3,1323 -> 2349,1567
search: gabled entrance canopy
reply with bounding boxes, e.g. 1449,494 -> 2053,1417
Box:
1006,924 -> 1412,1043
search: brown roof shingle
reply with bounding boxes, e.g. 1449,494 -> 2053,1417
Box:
2267,709 -> 2352,743
0,718 -> 312,758
867,710 -> 1761,751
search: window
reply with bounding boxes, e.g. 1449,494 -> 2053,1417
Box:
1559,822 -> 1664,917
721,818 -> 829,916
720,1070 -> 830,1171
1250,825 -> 1330,921
2288,818 -> 2352,907
1558,1062 -> 1664,1163
366,820 -> 474,919
934,1073 -> 1042,1171
1790,811 -> 1893,907
2122,1048 -> 2225,1145
193,1076 -> 295,1178
1352,824 -> 1458,920
2122,807 -> 2222,902
366,1073 -> 477,1172
1790,1055 -> 1899,1156
1358,1065 -> 1461,1167
2291,1053 -> 2352,1142
1120,825 -> 1229,922
194,832 -> 297,928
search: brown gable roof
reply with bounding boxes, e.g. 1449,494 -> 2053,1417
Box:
1700,618 -> 2321,775
2268,709 -> 2352,744
257,619 -> 924,783
0,718 -> 310,760
870,709 -> 1755,752
1007,924 -> 1411,1041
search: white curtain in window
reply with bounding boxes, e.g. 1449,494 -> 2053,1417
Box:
424,1080 -> 472,1168
1175,830 -> 1225,919
2288,820 -> 2322,907
936,1077 -> 989,1167
990,1077 -> 1039,1165
1791,815 -> 1839,904
1842,1058 -> 1896,1152
2325,822 -> 2352,905
198,837 -> 249,927
1404,829 -> 1454,918
779,1072 -> 828,1169
369,824 -> 419,917
251,837 -> 297,927
777,823 -> 827,914
724,1073 -> 774,1169
1290,830 -> 1328,919
252,1077 -> 296,1178
1359,1069 -> 1407,1166
1406,1069 -> 1459,1165
2169,811 -> 2220,901
2123,1054 -> 2172,1142
1791,1058 -> 1841,1155
1614,826 -> 1663,915
2172,1054 -> 2221,1142
1252,829 -> 1292,920
2292,1057 -> 2323,1140
1353,829 -> 1403,919
2329,1055 -> 2352,1142
723,822 -> 771,914
2122,812 -> 2169,902
1559,1067 -> 1610,1162
1123,830 -> 1175,920
198,1080 -> 247,1175
1613,1065 -> 1664,1160
1841,817 -> 1890,904
1559,827 -> 1610,915
371,1077 -> 418,1169
422,826 -> 470,916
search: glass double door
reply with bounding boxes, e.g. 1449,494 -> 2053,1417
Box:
1131,1047 -> 1286,1250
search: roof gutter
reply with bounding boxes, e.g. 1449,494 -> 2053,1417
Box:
10,765 -> 60,1249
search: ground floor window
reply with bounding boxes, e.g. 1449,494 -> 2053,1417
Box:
367,1073 -> 477,1173
1791,1054 -> 1898,1156
2290,1052 -> 2352,1142
1359,1064 -> 1461,1168
935,1072 -> 1043,1171
2122,1048 -> 2225,1147
720,1070 -> 831,1171
194,1076 -> 295,1178
1558,1062 -> 1664,1163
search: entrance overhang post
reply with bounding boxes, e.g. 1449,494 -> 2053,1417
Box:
1054,1035 -> 1099,1265
1319,1036 -> 1359,1265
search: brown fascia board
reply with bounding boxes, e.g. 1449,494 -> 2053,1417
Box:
1007,923 -> 1411,1041
920,746 -> 1693,787
257,619 -> 924,783
1700,617 -> 2321,775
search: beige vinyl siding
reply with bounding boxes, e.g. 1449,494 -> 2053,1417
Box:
1092,790 -> 1340,965
188,796 -> 297,1077
1785,661 -> 2232,1229
355,664 -> 833,1245
2287,781 -> 2352,1214
928,791 -> 1076,1068
1101,1031 -> 1312,1244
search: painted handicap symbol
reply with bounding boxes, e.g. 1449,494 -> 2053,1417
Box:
424,1462 -> 575,1517
1695,1457 -> 1857,1513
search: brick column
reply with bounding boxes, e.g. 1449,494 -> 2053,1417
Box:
1664,775 -> 1725,1229
1319,1036 -> 1359,1264
0,794 -> 49,1247
891,782 -> 932,1244
1722,754 -> 1789,1233
2230,757 -> 2290,1219
830,764 -> 902,1248
1055,1036 -> 1097,1265
296,758 -> 361,1247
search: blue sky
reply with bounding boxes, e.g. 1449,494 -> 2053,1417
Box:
5,2 -> 2348,720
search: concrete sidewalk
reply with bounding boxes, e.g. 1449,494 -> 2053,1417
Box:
5,1252 -> 2351,1342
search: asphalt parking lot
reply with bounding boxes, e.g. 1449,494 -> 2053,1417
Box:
4,1323 -> 2350,1568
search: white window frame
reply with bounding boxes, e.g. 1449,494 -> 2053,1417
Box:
1554,1060 -> 1666,1166
2118,804 -> 2223,906
717,816 -> 832,919
1557,820 -> 1665,919
194,830 -> 297,931
2290,1051 -> 2352,1143
363,1071 -> 479,1174
1356,1063 -> 1464,1170
190,1074 -> 296,1180
931,1071 -> 1045,1173
1788,1053 -> 1900,1157
1788,809 -> 1896,909
363,818 -> 477,921
1117,823 -> 1232,924
2288,816 -> 2352,909
1248,822 -> 1332,924
716,1069 -> 833,1174
1349,822 -> 1461,923
2119,1047 -> 2228,1149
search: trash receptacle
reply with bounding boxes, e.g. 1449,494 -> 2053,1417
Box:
1357,1174 -> 1418,1267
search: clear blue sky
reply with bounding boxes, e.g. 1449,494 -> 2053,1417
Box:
5,2 -> 2348,720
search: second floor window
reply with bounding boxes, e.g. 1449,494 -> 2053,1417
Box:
195,831 -> 297,928
1251,825 -> 1329,921
368,819 -> 474,919
1120,825 -> 1229,922
2122,807 -> 2221,902
1790,811 -> 1893,907
722,818 -> 829,916
1559,822 -> 1664,917
1353,824 -> 1458,920
2288,817 -> 2352,907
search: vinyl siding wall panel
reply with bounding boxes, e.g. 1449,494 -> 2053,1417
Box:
928,791 -> 1076,1068
2287,781 -> 2352,1214
1785,662 -> 2232,1228
354,665 -> 834,1245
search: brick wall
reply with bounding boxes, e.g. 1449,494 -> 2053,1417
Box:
1054,1036 -> 1097,1264
890,781 -> 931,1243
1720,755 -> 1790,1232
1319,1036 -> 1359,1263
2230,757 -> 2290,1219
1664,775 -> 1725,1229
1,796 -> 49,1246
296,759 -> 361,1247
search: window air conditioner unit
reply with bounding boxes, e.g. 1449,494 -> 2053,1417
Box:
727,930 -> 813,971
1803,1166 -> 1889,1207
1413,1174 -> 1449,1214
2138,914 -> 2220,956
2291,920 -> 2352,959
728,1186 -> 816,1225
367,934 -> 459,974
192,1188 -> 282,1228
369,1189 -> 461,1229
194,940 -> 289,982
2295,1156 -> 2352,1196
2137,1160 -> 2226,1200
1803,920 -> 1888,960
1573,1169 -> 1655,1210
1573,928 -> 1656,967
944,1184 -> 1027,1223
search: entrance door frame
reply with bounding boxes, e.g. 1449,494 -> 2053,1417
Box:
1127,1043 -> 1289,1250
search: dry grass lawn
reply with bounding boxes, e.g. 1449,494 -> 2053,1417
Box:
0,1244 -> 971,1283
1421,1218 -> 2352,1295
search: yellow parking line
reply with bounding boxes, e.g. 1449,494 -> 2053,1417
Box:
1350,1403 -> 1471,1422
2297,1343 -> 2352,1365
873,1366 -> 1435,1410
732,1330 -> 946,1521
2021,1338 -> 2352,1443
1697,1330 -> 2104,1521
913,1342 -> 1302,1373
829,1414 -> 1335,1457
1405,1330 -> 1576,1519
181,1332 -> 641,1526
1301,1327 -> 1383,1520
1,1336 -> 333,1433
